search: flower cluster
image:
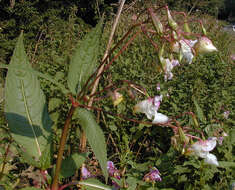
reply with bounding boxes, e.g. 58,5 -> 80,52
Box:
153,7 -> 218,81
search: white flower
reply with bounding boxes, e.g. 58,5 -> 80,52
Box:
164,58 -> 180,81
189,137 -> 219,166
172,39 -> 197,64
134,95 -> 169,124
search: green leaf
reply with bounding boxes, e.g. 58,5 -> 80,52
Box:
39,143 -> 52,170
60,153 -> 86,178
67,19 -> 103,94
4,32 -> 53,164
0,63 -> 69,94
193,98 -> 206,123
75,108 -> 108,182
79,179 -> 112,190
219,161 -> 235,168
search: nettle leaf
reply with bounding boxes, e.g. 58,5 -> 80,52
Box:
4,33 -> 53,164
60,153 -> 86,178
67,19 -> 103,94
75,108 -> 108,182
79,179 -> 112,190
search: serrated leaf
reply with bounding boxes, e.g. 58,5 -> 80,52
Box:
75,108 -> 108,182
60,153 -> 86,178
79,179 -> 112,190
193,98 -> 206,123
4,33 -> 53,164
67,19 -> 103,94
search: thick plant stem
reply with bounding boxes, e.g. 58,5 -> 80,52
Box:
79,0 -> 126,153
51,106 -> 76,190
0,141 -> 11,180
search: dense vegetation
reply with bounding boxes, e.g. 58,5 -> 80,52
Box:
0,0 -> 234,190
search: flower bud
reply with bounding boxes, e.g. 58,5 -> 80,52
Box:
194,37 -> 217,54
108,90 -> 123,106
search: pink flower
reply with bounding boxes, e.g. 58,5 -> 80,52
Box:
230,54 -> 235,61
81,165 -> 92,179
144,167 -> 162,182
156,83 -> 161,91
223,111 -> 230,119
107,161 -> 121,189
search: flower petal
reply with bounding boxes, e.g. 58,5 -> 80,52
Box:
204,153 -> 219,166
152,112 -> 169,124
201,137 -> 217,152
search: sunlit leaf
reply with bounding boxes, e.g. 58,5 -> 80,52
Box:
75,108 -> 108,182
4,32 -> 53,164
67,19 -> 103,94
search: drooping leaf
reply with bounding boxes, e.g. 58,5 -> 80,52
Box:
60,153 -> 86,178
79,179 -> 112,190
67,19 -> 103,94
4,32 -> 53,164
75,108 -> 108,182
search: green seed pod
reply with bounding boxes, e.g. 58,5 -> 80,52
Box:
148,8 -> 164,35
158,43 -> 166,70
184,19 -> 191,34
172,31 -> 178,40
178,127 -> 187,143
201,23 -> 207,35
166,7 -> 178,30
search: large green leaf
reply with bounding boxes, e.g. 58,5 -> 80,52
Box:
67,19 -> 103,94
75,108 -> 108,182
4,33 -> 53,163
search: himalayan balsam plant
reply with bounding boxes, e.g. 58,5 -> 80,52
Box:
0,3 -> 231,190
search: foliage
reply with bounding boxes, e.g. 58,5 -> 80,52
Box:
0,1 -> 234,190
